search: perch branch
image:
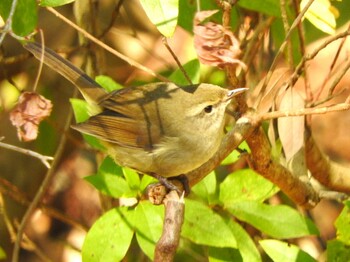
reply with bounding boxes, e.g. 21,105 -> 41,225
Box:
154,191 -> 185,262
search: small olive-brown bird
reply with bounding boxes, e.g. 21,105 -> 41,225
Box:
24,42 -> 246,189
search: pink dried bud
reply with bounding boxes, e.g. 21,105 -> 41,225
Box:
193,10 -> 245,69
10,92 -> 53,142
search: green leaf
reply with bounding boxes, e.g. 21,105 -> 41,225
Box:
182,199 -> 237,248
139,175 -> 158,192
95,75 -> 123,92
134,201 -> 164,260
191,171 -> 217,204
221,141 -> 250,165
70,98 -> 106,150
82,207 -> 134,262
225,218 -> 261,262
85,156 -> 135,198
334,201 -> 350,245
0,0 -> 37,36
220,169 -> 278,204
226,202 -> 319,239
169,59 -> 200,85
40,0 -> 75,7
123,167 -> 141,191
139,0 -> 179,37
260,239 -> 316,262
327,239 -> 350,262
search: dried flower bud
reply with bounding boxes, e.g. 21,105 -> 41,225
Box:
10,92 -> 53,141
193,10 -> 245,69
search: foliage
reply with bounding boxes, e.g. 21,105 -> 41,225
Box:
1,0 -> 350,261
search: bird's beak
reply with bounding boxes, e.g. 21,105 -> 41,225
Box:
226,87 -> 248,100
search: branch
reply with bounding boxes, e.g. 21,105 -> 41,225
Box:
12,90 -> 77,262
0,139 -> 53,168
305,127 -> 350,194
259,102 -> 350,121
247,126 -> 319,209
154,191 -> 185,262
45,7 -> 169,82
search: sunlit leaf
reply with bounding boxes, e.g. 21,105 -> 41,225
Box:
226,201 -> 319,238
82,207 -> 134,261
182,199 -> 237,248
139,0 -> 179,37
301,0 -> 337,35
0,0 -> 37,36
40,0 -> 75,7
260,239 -> 316,262
220,169 -> 278,204
134,201 -> 164,260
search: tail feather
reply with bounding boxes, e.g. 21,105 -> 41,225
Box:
24,42 -> 107,103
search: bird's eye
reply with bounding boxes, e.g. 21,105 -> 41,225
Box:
204,105 -> 213,113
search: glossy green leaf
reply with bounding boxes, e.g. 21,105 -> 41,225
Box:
191,171 -> 217,204
260,239 -> 316,262
169,59 -> 200,85
95,75 -> 123,92
123,167 -> 141,191
226,202 -> 319,239
134,201 -> 164,260
70,98 -> 106,150
139,175 -> 158,192
85,157 -> 134,197
226,218 -> 261,262
182,199 -> 237,248
70,98 -> 90,123
139,0 -> 178,37
334,201 -> 350,245
40,0 -> 75,7
220,169 -> 278,204
0,0 -> 37,36
82,207 -> 134,262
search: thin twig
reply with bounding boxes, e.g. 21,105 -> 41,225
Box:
0,140 -> 53,168
32,30 -> 45,92
45,7 -> 169,82
0,0 -> 18,45
12,89 -> 77,262
260,0 -> 315,99
162,37 -> 192,85
259,102 -> 350,121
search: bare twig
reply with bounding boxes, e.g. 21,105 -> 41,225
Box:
261,0 -> 315,97
259,102 -> 350,121
0,177 -> 88,231
12,89 -> 77,262
0,140 -> 53,168
154,191 -> 185,262
45,7 -> 169,82
162,37 -> 192,85
0,0 -> 18,45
